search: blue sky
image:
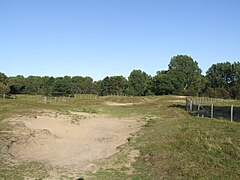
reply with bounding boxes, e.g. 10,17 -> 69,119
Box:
1,0 -> 240,80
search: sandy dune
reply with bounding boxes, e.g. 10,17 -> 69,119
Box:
8,112 -> 142,172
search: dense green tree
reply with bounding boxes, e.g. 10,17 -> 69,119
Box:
151,71 -> 183,95
52,77 -> 73,96
127,70 -> 151,96
71,76 -> 94,94
99,76 -> 128,96
0,72 -> 9,96
42,76 -> 54,96
203,87 -> 217,98
168,55 -> 202,95
24,76 -> 43,94
99,76 -> 111,96
0,83 -> 9,96
206,62 -> 233,89
215,88 -> 231,99
204,87 -> 230,99
83,77 -> 95,94
206,61 -> 240,99
206,62 -> 240,87
92,81 -> 101,95
229,84 -> 240,99
110,76 -> 128,96
0,72 -> 8,85
8,75 -> 26,94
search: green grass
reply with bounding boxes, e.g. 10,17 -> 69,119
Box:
132,103 -> 240,179
0,161 -> 50,180
1,95 -> 240,179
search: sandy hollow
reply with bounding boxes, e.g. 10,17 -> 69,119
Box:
8,111 -> 142,172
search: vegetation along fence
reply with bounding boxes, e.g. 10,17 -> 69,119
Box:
186,97 -> 240,122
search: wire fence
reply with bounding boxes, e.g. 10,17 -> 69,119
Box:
1,93 -> 99,103
43,94 -> 99,103
191,97 -> 236,105
186,98 -> 240,122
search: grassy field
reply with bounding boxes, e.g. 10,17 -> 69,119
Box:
0,95 -> 240,179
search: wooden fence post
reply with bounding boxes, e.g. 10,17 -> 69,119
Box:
211,104 -> 213,118
231,105 -> 233,122
190,101 -> 193,112
198,104 -> 200,117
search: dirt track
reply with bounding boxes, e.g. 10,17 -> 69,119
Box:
8,111 -> 142,172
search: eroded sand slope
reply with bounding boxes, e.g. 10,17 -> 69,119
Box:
8,111 -> 141,172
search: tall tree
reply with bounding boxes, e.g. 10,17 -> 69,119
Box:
42,76 -> 54,96
52,77 -> 73,96
8,75 -> 26,94
99,76 -> 128,96
99,76 -> 111,96
206,61 -> 240,99
151,71 -> 183,95
127,70 -> 151,96
109,76 -> 128,96
168,55 -> 202,95
71,76 -> 94,94
24,76 -> 43,94
206,62 -> 233,89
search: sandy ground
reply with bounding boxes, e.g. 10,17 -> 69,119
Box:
104,101 -> 135,106
8,111 -> 142,172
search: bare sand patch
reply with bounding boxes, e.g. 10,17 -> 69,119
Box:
105,101 -> 134,106
8,112 -> 142,172
170,99 -> 186,103
176,96 -> 186,99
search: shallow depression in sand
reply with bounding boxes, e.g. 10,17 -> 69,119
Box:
9,112 -> 141,171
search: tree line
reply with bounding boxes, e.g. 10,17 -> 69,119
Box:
1,55 -> 240,99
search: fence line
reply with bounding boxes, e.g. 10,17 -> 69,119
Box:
44,94 -> 99,103
191,97 -> 235,105
186,98 -> 240,122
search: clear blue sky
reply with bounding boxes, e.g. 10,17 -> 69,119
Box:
1,0 -> 240,80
